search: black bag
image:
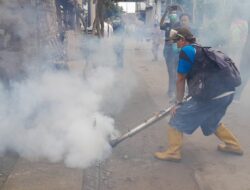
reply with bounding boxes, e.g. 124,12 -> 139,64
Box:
185,45 -> 241,100
201,46 -> 241,88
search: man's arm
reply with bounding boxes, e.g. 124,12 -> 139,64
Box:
160,6 -> 171,28
176,73 -> 186,103
170,73 -> 185,115
160,12 -> 168,27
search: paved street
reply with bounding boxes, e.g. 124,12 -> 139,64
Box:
1,39 -> 250,190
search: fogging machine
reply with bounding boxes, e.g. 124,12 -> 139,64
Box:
110,103 -> 174,148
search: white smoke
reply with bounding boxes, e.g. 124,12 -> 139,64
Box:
0,54 -> 136,168
196,0 -> 250,47
193,0 -> 250,103
0,1 -> 136,168
0,65 -> 130,168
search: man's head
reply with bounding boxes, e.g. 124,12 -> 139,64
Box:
180,13 -> 191,28
169,11 -> 178,23
170,27 -> 196,48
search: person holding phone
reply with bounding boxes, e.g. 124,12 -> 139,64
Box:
160,4 -> 183,100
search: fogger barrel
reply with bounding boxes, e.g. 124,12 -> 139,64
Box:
109,104 -> 174,148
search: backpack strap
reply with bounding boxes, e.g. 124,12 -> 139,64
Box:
192,44 -> 213,60
179,44 -> 197,65
180,49 -> 193,64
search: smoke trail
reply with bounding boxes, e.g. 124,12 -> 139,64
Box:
0,50 -> 136,168
0,66 -> 124,168
0,1 -> 136,168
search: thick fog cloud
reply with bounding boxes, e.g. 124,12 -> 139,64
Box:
0,1 -> 136,168
197,0 -> 250,48
195,0 -> 250,105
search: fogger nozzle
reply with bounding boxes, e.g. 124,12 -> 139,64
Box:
109,97 -> 191,148
109,139 -> 120,148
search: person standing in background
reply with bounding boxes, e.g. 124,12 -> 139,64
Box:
104,18 -> 113,38
114,18 -> 126,68
160,4 -> 183,99
151,21 -> 162,61
179,13 -> 198,36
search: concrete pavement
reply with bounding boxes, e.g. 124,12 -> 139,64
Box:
2,159 -> 82,190
1,39 -> 250,190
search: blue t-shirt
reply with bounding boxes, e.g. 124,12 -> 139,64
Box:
177,45 -> 196,74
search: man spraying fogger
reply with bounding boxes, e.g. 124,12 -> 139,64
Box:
155,28 -> 243,162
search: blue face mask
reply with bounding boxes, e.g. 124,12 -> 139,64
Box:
169,13 -> 178,23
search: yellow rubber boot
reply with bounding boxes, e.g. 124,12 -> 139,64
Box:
215,123 -> 243,155
154,127 -> 183,162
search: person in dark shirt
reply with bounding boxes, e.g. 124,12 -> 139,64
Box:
160,5 -> 182,99
57,0 -> 76,30
154,28 -> 243,162
151,22 -> 162,61
114,19 -> 125,68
